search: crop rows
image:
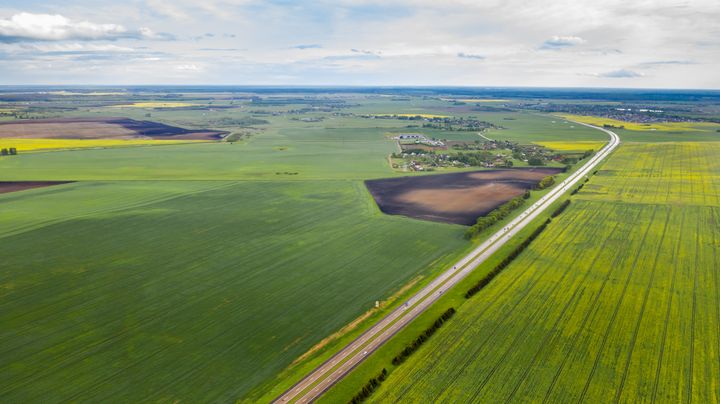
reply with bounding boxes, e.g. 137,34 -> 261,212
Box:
371,142 -> 720,403
0,180 -> 466,402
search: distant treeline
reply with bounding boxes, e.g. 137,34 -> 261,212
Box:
465,218 -> 551,299
464,192 -> 529,239
211,116 -> 269,126
561,149 -> 594,165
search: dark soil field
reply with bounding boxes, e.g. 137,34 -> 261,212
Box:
0,118 -> 226,140
0,181 -> 74,195
365,168 -> 563,225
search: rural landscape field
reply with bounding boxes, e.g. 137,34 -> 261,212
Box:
0,88 -> 615,401
2,1 -> 720,403
2,86 -> 719,403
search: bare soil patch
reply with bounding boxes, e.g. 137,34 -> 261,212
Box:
365,168 -> 563,225
0,181 -> 74,195
0,118 -> 226,140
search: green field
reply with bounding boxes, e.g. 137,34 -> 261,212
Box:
0,126 -> 398,181
0,180 -> 468,402
3,111 -> 591,181
364,142 -> 720,402
5,91 -> 713,402
0,97 -> 486,400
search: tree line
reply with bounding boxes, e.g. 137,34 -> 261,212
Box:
464,192 -> 530,239
465,218 -> 551,299
349,368 -> 388,404
391,307 -> 456,366
571,176 -> 590,195
551,200 -> 571,218
348,307 -> 457,403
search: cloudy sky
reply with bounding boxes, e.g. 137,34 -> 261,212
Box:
0,0 -> 718,88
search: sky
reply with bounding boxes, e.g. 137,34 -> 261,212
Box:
0,0 -> 718,88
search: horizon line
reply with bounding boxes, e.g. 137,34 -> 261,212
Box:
1,84 -> 719,92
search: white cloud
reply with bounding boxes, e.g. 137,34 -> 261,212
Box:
350,48 -> 380,55
597,69 -> 643,78
457,52 -> 484,60
1,0 -> 718,88
146,0 -> 190,20
637,60 -> 696,67
541,35 -> 586,49
175,63 -> 201,71
138,27 -> 175,41
0,12 -> 172,42
22,43 -> 136,53
294,44 -> 322,49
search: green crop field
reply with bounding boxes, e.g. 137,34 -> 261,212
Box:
5,89 -> 707,402
3,110 -> 602,181
0,180 -> 467,402
485,113 -> 606,143
0,126 -> 399,181
366,142 -> 720,403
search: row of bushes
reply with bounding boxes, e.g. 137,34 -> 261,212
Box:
562,150 -> 594,166
391,308 -> 456,366
349,368 -> 387,404
536,175 -> 555,190
349,308 -> 457,402
464,194 -> 528,239
551,200 -> 571,218
1,148 -> 18,156
465,218 -> 551,299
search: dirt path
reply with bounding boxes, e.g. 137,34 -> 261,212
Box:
478,132 -> 494,141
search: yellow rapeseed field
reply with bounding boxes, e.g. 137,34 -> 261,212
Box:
456,99 -> 509,103
373,113 -> 450,119
111,102 -> 197,108
534,141 -> 606,151
0,138 -> 200,152
372,141 -> 720,403
48,91 -> 128,96
558,114 -> 720,132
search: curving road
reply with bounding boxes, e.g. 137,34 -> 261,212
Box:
275,122 -> 620,403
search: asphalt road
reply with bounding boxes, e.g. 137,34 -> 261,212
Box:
274,123 -> 621,403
